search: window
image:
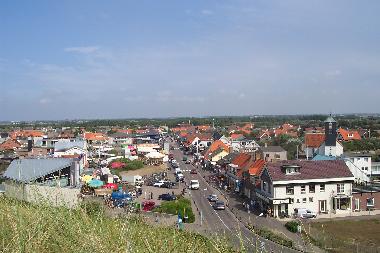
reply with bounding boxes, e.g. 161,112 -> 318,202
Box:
365,167 -> 368,171
337,183 -> 345,193
266,154 -> 269,157
309,197 -> 314,202
296,199 -> 300,203
263,181 -> 268,192
320,184 -> 325,192
302,198 -> 307,203
286,186 -> 294,195
301,185 -> 306,194
289,198 -> 294,204
364,158 -> 368,162
309,184 -> 315,193
367,197 -> 375,207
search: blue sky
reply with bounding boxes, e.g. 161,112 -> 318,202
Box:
1,0 -> 380,120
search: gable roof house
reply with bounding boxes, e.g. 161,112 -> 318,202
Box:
0,139 -> 22,151
338,128 -> 362,142
203,140 -> 230,164
255,160 -> 355,218
226,153 -> 253,192
2,158 -> 82,208
242,159 -> 266,200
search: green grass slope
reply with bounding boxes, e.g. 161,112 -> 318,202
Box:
0,196 -> 234,253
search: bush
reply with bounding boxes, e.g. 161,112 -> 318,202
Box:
285,221 -> 299,233
154,197 -> 195,223
248,225 -> 294,248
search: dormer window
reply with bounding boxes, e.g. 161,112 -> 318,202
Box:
348,133 -> 353,138
282,165 -> 301,175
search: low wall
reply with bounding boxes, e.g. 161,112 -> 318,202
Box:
4,181 -> 81,208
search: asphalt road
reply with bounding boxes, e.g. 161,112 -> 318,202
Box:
170,142 -> 299,253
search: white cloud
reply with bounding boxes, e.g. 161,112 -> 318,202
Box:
64,46 -> 100,54
39,98 -> 52,104
201,9 -> 214,15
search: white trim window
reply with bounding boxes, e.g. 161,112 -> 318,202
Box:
286,186 -> 294,195
337,183 -> 345,194
301,185 -> 306,194
320,184 -> 325,192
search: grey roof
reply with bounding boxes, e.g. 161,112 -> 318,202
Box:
3,158 -> 73,183
343,152 -> 371,158
54,140 -> 86,152
324,115 -> 336,123
261,146 -> 286,153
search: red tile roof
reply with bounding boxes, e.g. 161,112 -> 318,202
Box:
248,159 -> 265,176
204,140 -> 229,160
10,130 -> 44,139
266,160 -> 353,182
305,133 -> 325,148
231,153 -> 251,168
84,132 -> 108,141
230,133 -> 244,140
338,128 -> 361,141
0,139 -> 21,150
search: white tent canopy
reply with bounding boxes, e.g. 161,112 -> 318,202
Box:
145,151 -> 165,159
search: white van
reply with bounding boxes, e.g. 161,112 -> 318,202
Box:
294,208 -> 317,218
189,180 -> 200,190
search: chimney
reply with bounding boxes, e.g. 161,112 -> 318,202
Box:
27,137 -> 33,152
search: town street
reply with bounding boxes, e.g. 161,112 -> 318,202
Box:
170,142 -> 299,253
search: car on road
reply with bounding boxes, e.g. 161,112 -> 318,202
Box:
153,180 -> 168,187
189,180 -> 200,190
158,193 -> 177,201
175,168 -> 182,174
185,160 -> 191,164
190,169 -> 197,174
182,156 -> 187,162
176,173 -> 184,182
207,194 -> 218,202
294,208 -> 317,218
213,201 -> 225,210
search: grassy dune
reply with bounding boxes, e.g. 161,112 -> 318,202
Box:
0,196 -> 235,253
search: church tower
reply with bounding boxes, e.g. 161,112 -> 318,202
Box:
324,114 -> 337,146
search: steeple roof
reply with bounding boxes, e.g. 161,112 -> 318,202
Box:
324,115 -> 336,123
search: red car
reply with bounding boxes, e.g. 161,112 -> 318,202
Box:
102,183 -> 118,190
190,169 -> 197,174
142,201 -> 155,211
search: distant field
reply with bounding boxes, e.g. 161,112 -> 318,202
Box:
309,218 -> 380,253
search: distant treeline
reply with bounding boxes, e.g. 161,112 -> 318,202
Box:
1,114 -> 380,131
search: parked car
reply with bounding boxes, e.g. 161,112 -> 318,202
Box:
153,180 -> 168,187
294,208 -> 317,218
175,168 -> 182,174
189,180 -> 199,190
213,201 -> 225,210
176,173 -> 184,182
185,160 -> 191,164
207,194 -> 218,202
142,201 -> 155,211
190,169 -> 197,174
162,181 -> 175,189
158,193 -> 177,201
182,157 -> 187,162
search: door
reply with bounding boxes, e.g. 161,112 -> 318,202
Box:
354,198 -> 360,211
319,200 -> 327,213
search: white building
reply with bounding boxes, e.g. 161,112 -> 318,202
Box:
255,160 -> 354,218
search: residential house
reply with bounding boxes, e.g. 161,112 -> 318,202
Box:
108,132 -> 134,145
256,160 -> 355,218
54,140 -> 88,167
338,128 -> 362,142
231,137 -> 260,153
304,133 -> 325,160
0,139 -> 21,151
83,132 -> 108,144
242,159 -> 265,200
204,140 -> 230,165
352,183 -> 380,212
226,153 -> 253,192
372,162 -> 380,179
261,146 -> 287,162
